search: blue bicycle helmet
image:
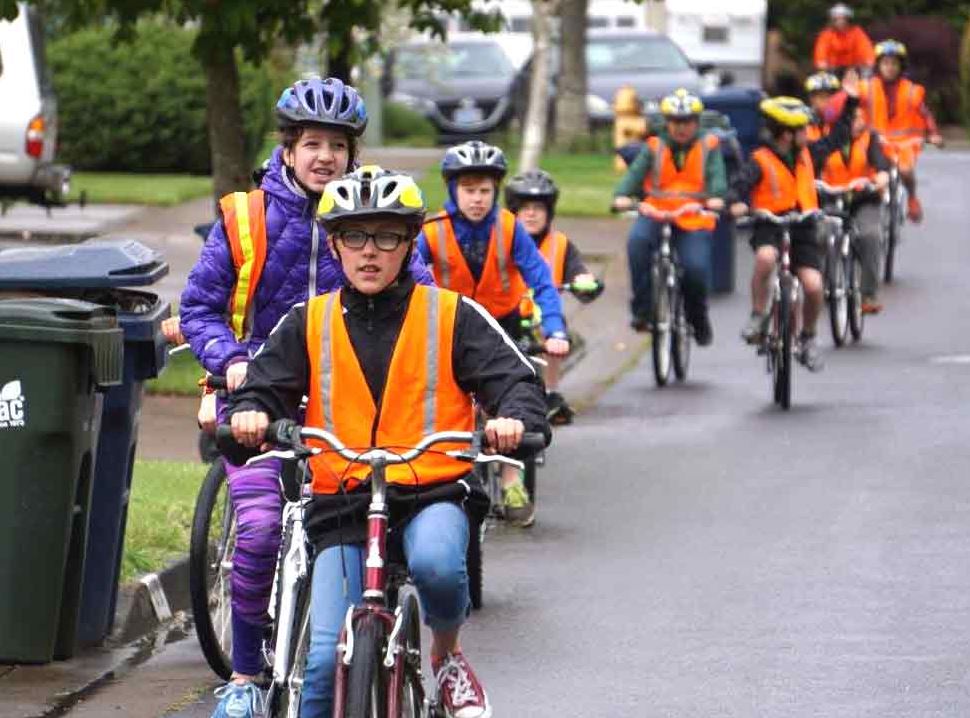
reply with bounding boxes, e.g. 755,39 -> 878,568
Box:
441,140 -> 508,181
275,77 -> 368,136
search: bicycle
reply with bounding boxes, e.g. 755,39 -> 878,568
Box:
638,200 -> 718,387
221,421 -> 543,717
817,179 -> 877,345
741,209 -> 824,410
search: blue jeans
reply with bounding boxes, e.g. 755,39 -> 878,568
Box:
299,501 -> 470,718
627,216 -> 713,324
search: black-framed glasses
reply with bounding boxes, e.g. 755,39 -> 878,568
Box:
335,229 -> 409,252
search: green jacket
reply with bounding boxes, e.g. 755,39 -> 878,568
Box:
614,129 -> 728,200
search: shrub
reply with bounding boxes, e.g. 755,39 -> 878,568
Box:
382,101 -> 436,145
48,22 -> 274,173
869,15 -> 962,124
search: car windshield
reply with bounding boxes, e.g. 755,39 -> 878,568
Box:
396,42 -> 515,82
586,37 -> 691,73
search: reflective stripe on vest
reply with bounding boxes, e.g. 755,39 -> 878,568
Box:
539,230 -> 568,287
822,131 -> 875,185
750,147 -> 819,213
303,285 -> 475,494
423,208 -> 527,317
642,134 -> 718,231
219,190 -> 267,340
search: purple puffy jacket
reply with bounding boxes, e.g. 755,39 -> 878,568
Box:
180,147 -> 435,374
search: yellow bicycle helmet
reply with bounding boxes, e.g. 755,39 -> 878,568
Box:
317,165 -> 425,230
660,88 -> 703,119
760,96 -> 813,129
804,72 -> 841,95
874,39 -> 907,61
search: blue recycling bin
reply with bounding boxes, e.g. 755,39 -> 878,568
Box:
701,87 -> 765,157
0,239 -> 170,648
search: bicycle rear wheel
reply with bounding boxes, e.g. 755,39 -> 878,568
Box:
827,245 -> 848,347
671,289 -> 691,382
188,459 -> 235,680
775,278 -> 793,410
848,252 -> 865,341
343,613 -> 389,718
651,274 -> 672,387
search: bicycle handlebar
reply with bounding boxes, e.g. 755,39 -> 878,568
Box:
638,200 -> 719,221
815,179 -> 877,195
740,209 -> 825,227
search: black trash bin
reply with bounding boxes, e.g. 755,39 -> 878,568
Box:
0,298 -> 123,663
0,239 -> 170,648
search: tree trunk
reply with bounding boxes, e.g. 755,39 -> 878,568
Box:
203,44 -> 251,206
519,1 -> 557,171
554,0 -> 589,147
327,28 -> 354,83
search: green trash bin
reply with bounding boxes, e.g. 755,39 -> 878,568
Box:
0,297 -> 123,664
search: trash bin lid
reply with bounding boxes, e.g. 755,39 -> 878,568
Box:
0,239 -> 169,289
0,298 -> 124,386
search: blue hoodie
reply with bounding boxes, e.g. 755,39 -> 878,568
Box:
416,180 -> 565,336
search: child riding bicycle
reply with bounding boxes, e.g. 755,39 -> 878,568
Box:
416,140 -> 567,527
612,88 -> 727,345
860,40 -> 943,223
505,168 -> 603,425
178,78 -> 433,718
224,166 -> 551,718
730,80 -> 860,372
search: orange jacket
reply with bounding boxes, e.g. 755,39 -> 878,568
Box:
422,209 -> 527,317
813,26 -> 875,69
219,190 -> 267,340
304,285 -> 476,494
539,230 -> 568,287
806,124 -> 825,143
861,77 -> 927,139
822,131 -> 877,185
642,134 -> 720,231
750,147 -> 819,213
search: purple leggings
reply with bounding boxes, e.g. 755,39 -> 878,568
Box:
226,457 -> 283,675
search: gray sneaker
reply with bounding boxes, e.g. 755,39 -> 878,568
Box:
741,312 -> 767,344
798,333 -> 825,372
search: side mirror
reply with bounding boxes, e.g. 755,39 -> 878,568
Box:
719,70 -> 736,87
695,62 -> 716,75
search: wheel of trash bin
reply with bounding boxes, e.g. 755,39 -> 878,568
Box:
189,459 -> 236,680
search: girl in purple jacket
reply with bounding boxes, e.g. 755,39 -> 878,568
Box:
180,78 -> 433,718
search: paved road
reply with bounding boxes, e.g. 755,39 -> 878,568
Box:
62,151 -> 970,716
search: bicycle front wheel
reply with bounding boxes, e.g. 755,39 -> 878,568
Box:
267,581 -> 312,718
827,246 -> 848,347
884,179 -> 901,283
467,518 -> 484,610
651,278 -> 672,387
774,278 -> 793,410
188,459 -> 235,680
671,289 -> 691,382
343,613 -> 389,718
393,595 -> 425,718
848,253 -> 865,341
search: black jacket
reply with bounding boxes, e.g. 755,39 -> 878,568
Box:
226,274 -> 550,548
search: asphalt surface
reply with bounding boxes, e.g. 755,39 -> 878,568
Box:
59,150 -> 970,717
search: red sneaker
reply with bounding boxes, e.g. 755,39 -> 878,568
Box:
432,651 -> 492,718
907,196 -> 923,223
861,299 -> 883,315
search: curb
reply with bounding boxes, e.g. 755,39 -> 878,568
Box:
110,556 -> 191,647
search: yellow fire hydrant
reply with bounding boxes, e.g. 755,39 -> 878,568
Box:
613,85 -> 648,172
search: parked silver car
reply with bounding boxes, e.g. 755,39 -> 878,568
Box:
0,3 -> 70,208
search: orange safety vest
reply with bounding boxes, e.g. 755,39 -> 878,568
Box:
806,124 -> 825,143
423,208 -> 527,317
862,77 -> 926,139
538,230 -> 569,288
642,134 -> 719,231
219,190 -> 267,340
750,147 -> 819,213
303,285 -> 476,494
822,131 -> 876,185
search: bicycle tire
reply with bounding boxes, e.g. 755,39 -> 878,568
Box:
848,253 -> 865,341
523,455 -> 537,504
396,594 -> 425,718
884,178 -> 900,283
467,518 -> 484,610
188,459 -> 235,681
671,289 -> 690,382
776,278 -> 793,410
651,272 -> 672,387
267,580 -> 312,718
827,245 -> 849,347
343,613 -> 388,718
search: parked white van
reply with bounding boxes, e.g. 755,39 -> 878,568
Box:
0,3 -> 70,208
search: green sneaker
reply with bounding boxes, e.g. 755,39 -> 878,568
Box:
502,477 -> 535,527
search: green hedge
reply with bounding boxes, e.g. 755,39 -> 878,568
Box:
48,22 -> 274,174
